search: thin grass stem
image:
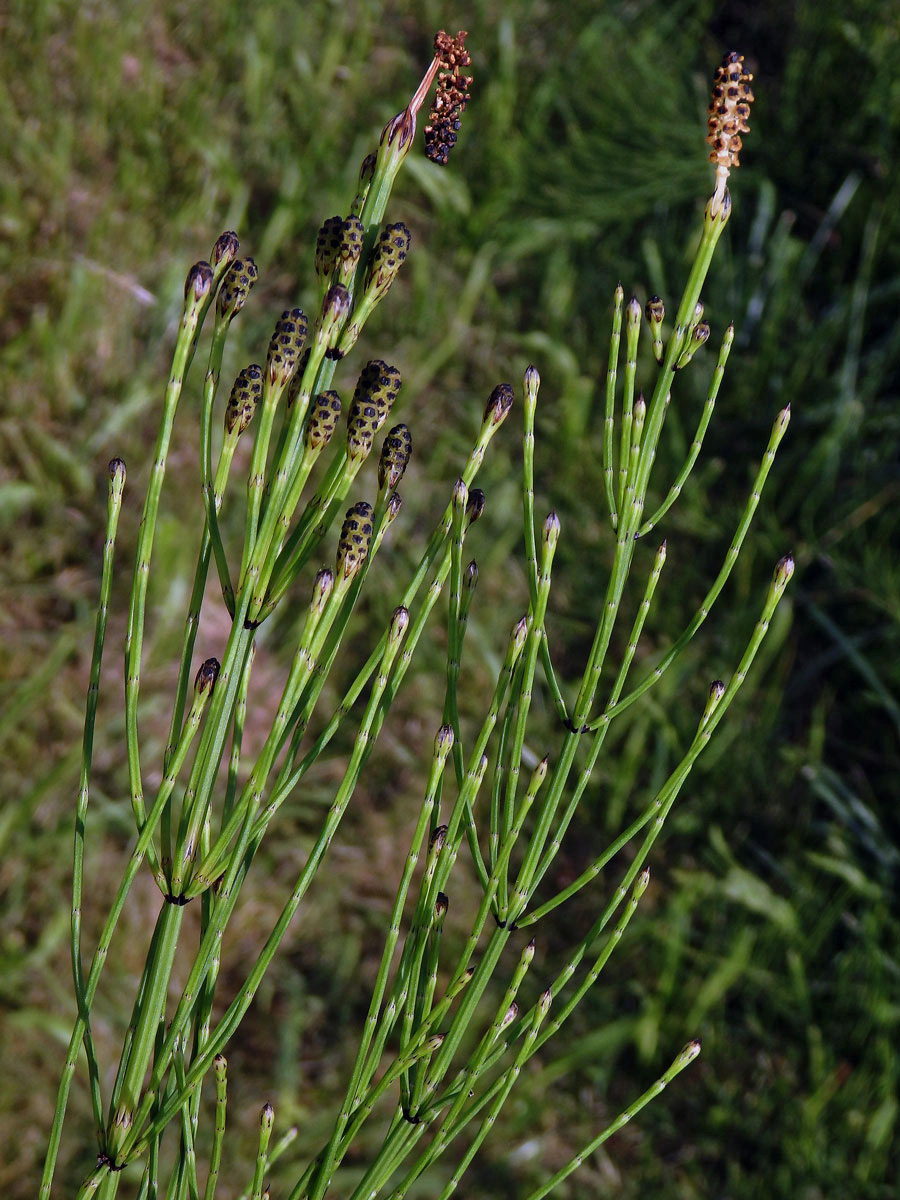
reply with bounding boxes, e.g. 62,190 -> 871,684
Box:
523,1041 -> 702,1200
306,728 -> 452,1199
250,1104 -> 274,1200
201,1056 -> 227,1200
72,460 -> 125,1135
124,267 -> 215,892
590,405 -> 790,731
616,298 -> 641,517
603,285 -> 624,527
638,322 -> 733,537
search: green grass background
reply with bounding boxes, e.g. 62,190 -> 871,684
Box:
2,0 -> 899,1196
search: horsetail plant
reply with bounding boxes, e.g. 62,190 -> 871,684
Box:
43,41 -> 783,1200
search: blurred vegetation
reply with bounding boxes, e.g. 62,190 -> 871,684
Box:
2,0 -> 898,1197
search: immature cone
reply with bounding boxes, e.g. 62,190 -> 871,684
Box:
677,320 -> 711,368
678,1039 -> 703,1066
218,257 -> 259,322
484,382 -> 514,427
347,360 -> 402,461
310,568 -> 334,615
702,680 -> 726,725
266,308 -> 308,387
543,510 -> 561,549
523,364 -> 540,414
336,501 -> 374,580
363,222 -> 412,301
512,614 -> 529,653
465,488 -> 486,526
499,1002 -> 519,1031
305,391 -> 342,451
531,755 -> 549,788
194,657 -> 221,696
707,51 -> 754,215
774,553 -> 795,590
452,477 -> 468,512
184,260 -> 214,303
315,216 -> 344,281
632,393 -> 647,431
336,216 -> 365,276
211,230 -> 240,268
318,284 -> 351,358
378,423 -> 412,491
108,457 -> 127,491
225,364 -> 264,435
390,605 -> 410,640
645,295 -> 665,363
385,491 -> 403,525
436,724 -> 455,754
425,31 -> 473,165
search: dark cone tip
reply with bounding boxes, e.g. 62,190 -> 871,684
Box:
484,382 -> 514,425
378,423 -> 413,490
465,489 -> 486,524
212,230 -> 240,265
185,261 -> 214,301
195,657 -> 221,694
336,501 -> 375,577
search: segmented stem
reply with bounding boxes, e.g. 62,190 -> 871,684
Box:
124,271 -> 214,891
616,297 -> 641,517
603,285 -> 624,527
590,405 -> 790,731
67,463 -> 124,1151
202,1057 -> 228,1200
523,1041 -> 701,1200
638,322 -> 734,537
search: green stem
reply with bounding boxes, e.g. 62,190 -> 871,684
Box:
163,432 -> 239,867
637,322 -> 733,537
520,540 -> 667,911
199,318 -> 237,613
224,644 -> 253,824
250,1104 -> 274,1200
72,462 -> 125,1135
523,1042 -> 701,1200
106,900 -> 185,1159
124,276 -> 213,891
202,1058 -> 228,1200
631,201 -> 730,518
499,515 -> 558,911
603,285 -> 624,527
590,405 -> 790,731
43,671 -> 212,1200
434,995 -> 551,1200
616,298 -> 640,518
122,613 -> 411,1162
308,730 -> 453,1200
